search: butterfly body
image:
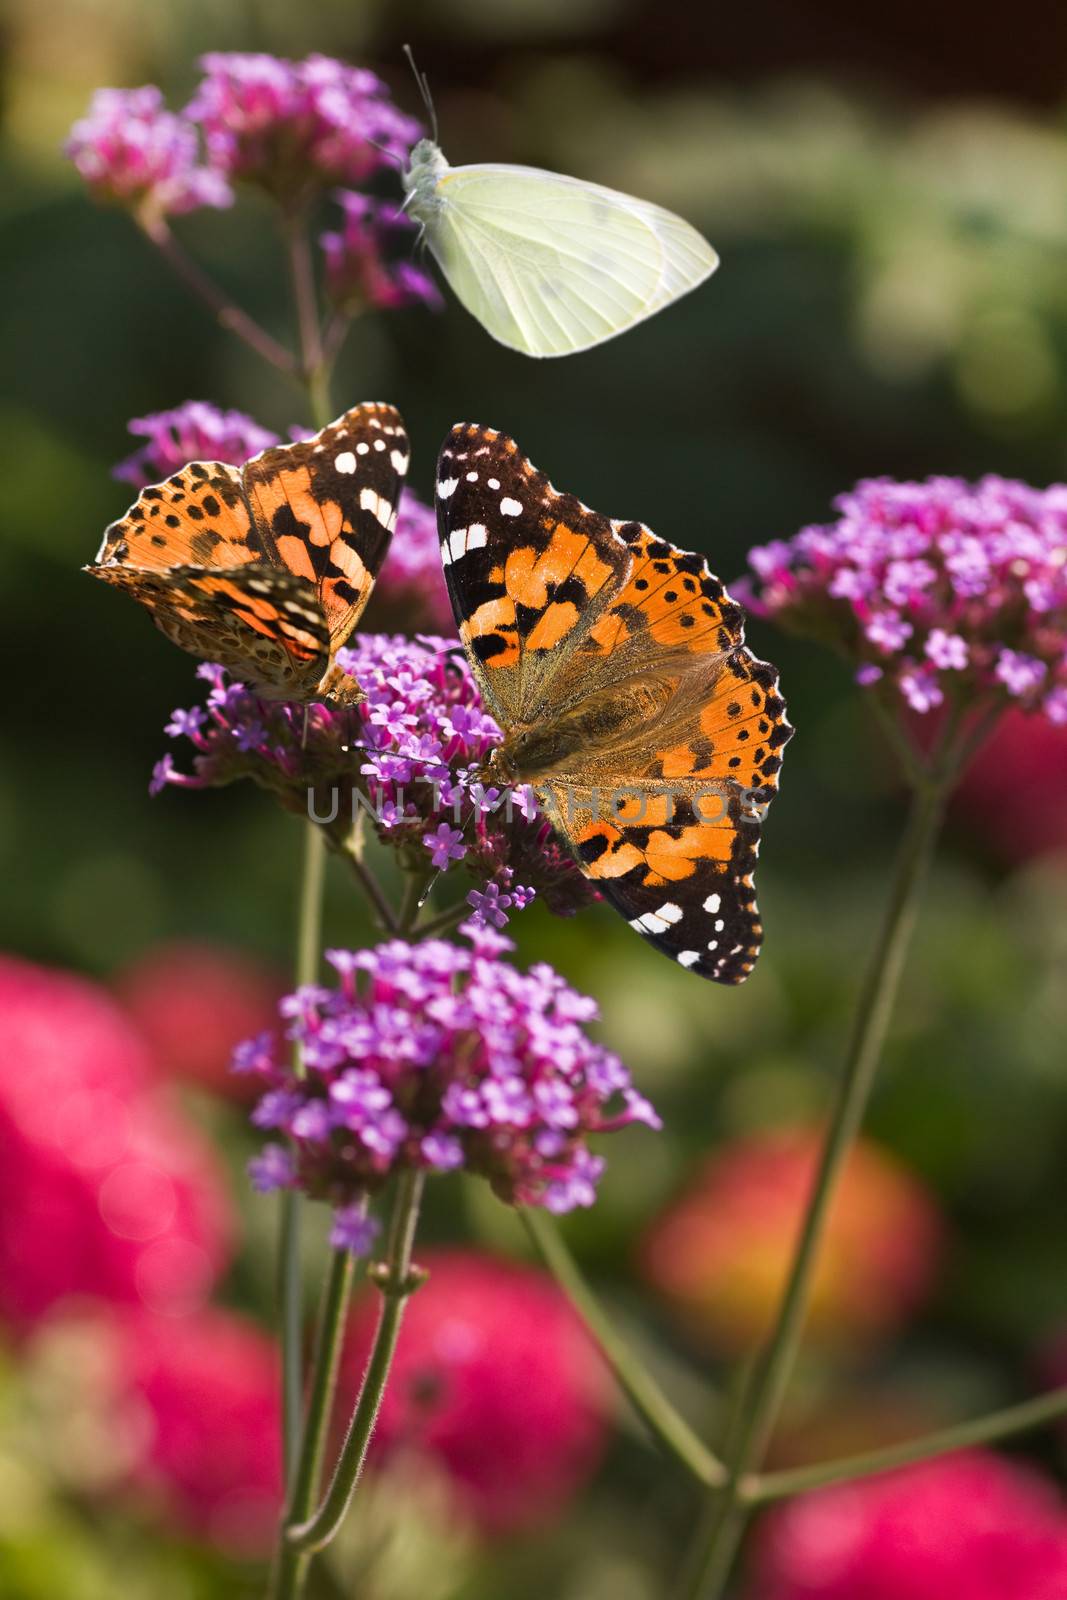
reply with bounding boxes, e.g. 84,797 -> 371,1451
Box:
403,141 -> 718,358
87,403 -> 409,704
436,423 -> 792,983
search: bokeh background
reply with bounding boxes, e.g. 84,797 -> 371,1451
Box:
3,0 -> 1067,1595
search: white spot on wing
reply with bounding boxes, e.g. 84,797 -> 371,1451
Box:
677,951 -> 700,968
390,449 -> 410,473
360,488 -> 392,526
334,451 -> 357,474
437,478 -> 459,499
500,497 -> 523,517
703,893 -> 721,914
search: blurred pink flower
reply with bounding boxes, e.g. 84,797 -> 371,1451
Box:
953,709 -> 1067,864
116,939 -> 282,1096
751,1452 -> 1067,1600
112,1304 -> 283,1553
0,955 -> 234,1330
66,87 -> 232,220
342,1249 -> 610,1534
640,1126 -> 944,1354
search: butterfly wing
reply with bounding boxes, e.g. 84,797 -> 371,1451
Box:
87,402 -> 408,698
426,163 -> 717,358
93,562 -> 329,698
242,402 -> 409,653
90,461 -> 263,572
438,423 -> 792,983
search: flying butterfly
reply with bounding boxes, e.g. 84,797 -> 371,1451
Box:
401,125 -> 718,358
86,402 -> 409,705
435,424 -> 792,983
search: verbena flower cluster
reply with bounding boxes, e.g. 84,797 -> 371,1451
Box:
153,634 -> 594,921
112,401 -> 280,488
321,192 -> 440,316
242,935 -> 660,1227
743,475 -> 1067,723
66,86 -> 231,219
186,53 -> 419,200
66,54 -> 422,233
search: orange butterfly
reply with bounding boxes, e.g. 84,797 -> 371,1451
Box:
87,402 -> 409,704
436,423 -> 792,983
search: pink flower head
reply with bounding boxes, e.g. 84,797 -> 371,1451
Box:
155,634 -> 595,920
366,490 -> 454,632
321,192 -> 442,315
745,475 -> 1067,724
0,956 -> 234,1330
112,400 -> 280,489
641,1125 -> 943,1354
116,940 -> 282,1096
186,53 -> 421,203
242,932 -> 659,1221
59,1303 -> 282,1553
66,86 -> 232,220
343,1249 -> 610,1532
751,1452 -> 1067,1600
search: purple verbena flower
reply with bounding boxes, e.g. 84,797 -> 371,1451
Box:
745,475 -> 1067,725
154,635 -> 594,919
186,53 -> 420,203
66,86 -> 232,220
113,401 -> 280,489
329,1204 -> 380,1255
239,930 -> 656,1226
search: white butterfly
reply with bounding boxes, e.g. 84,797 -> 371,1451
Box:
402,139 -> 718,359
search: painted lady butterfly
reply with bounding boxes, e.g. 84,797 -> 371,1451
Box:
436,423 -> 792,983
86,402 -> 409,704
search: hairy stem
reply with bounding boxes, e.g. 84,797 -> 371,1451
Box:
270,1246 -> 357,1600
680,766 -> 953,1600
745,1383 -> 1067,1504
522,1210 -> 725,1487
286,1169 -> 426,1554
142,219 -> 297,374
280,821 -> 328,1483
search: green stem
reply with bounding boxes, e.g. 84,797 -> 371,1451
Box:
522,1210 -> 724,1487
286,1169 -> 426,1555
142,218 -> 297,375
285,216 -> 332,419
744,1384 -> 1067,1505
280,822 -> 328,1485
414,900 -> 470,940
681,768 -> 953,1600
270,1247 -> 357,1600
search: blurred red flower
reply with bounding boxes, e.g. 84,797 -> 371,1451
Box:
640,1126 -> 944,1354
0,954 -> 234,1329
113,1304 -> 283,1554
342,1248 -> 610,1534
953,708 -> 1067,864
750,1451 -> 1067,1600
116,939 -> 282,1095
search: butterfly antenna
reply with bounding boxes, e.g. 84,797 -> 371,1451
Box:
402,43 -> 438,144
365,135 -> 406,173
